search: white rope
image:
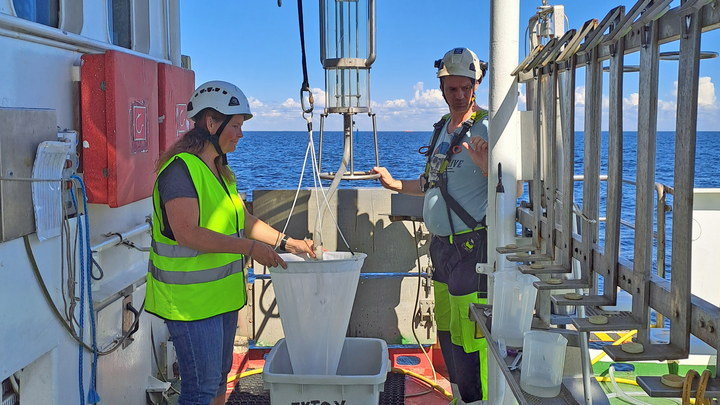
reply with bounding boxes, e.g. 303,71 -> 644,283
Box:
307,120 -> 352,252
274,139 -> 312,250
277,115 -> 351,255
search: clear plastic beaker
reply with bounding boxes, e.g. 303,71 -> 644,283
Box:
520,331 -> 568,397
269,251 -> 366,375
490,270 -> 539,348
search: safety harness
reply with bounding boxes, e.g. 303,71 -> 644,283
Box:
421,109 -> 488,239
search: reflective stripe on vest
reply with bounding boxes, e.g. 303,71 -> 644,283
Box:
146,152 -> 247,321
149,259 -> 244,285
151,230 -> 245,259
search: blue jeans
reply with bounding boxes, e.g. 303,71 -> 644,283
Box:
166,311 -> 238,405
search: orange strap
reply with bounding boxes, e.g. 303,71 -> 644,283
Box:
695,369 -> 712,405
682,370 -> 699,405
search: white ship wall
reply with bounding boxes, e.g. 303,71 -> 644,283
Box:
0,1 -> 178,403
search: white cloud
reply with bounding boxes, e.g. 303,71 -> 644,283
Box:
247,96 -> 263,108
698,77 -> 717,109
409,82 -> 445,108
575,86 -> 585,106
659,100 -> 677,112
624,93 -> 639,108
282,98 -> 300,108
382,99 -> 407,108
668,77 -> 715,110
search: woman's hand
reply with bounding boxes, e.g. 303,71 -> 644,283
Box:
250,241 -> 287,269
285,238 -> 316,258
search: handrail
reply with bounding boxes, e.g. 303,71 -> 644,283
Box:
365,0 -> 376,67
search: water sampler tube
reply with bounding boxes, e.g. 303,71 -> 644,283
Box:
313,0 -> 380,252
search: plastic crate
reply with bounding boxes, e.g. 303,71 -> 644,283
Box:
263,337 -> 388,405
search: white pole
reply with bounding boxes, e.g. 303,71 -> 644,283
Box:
488,0 -> 520,270
487,1 -> 520,404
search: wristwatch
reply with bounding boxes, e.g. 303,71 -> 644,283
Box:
279,235 -> 290,251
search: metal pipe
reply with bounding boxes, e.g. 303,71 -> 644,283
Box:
577,306 -> 594,405
488,1 -> 519,404
365,0 -> 376,66
0,13 -> 171,64
249,271 -> 430,281
372,113 -> 379,167
92,222 -> 151,253
165,0 -> 171,61
573,174 -> 609,181
319,0 -> 326,65
318,114 -> 325,173
347,114 -> 354,174
0,26 -> 95,54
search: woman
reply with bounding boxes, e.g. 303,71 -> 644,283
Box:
146,80 -> 315,405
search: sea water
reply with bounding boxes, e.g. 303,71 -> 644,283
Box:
228,130 -> 720,286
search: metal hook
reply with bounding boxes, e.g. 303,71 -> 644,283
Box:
301,88 -> 314,114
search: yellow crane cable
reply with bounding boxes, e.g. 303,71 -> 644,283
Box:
391,367 -> 454,400
591,330 -> 637,365
227,367 -> 263,383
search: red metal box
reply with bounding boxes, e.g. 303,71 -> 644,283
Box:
81,50 -> 159,207
158,63 -> 195,153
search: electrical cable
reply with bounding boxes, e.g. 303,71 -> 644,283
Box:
227,368 -> 263,384
60,198 -> 70,321
23,235 -> 94,352
391,367 -> 454,400
24,230 -> 146,356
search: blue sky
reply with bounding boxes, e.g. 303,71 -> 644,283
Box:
180,1 -> 719,132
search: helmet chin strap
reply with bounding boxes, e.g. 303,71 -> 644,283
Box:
209,115 -> 233,165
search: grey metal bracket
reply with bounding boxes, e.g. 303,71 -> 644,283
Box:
557,19 -> 598,62
578,6 -> 625,54
603,0 -> 653,45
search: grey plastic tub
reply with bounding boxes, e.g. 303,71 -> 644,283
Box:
263,337 -> 389,405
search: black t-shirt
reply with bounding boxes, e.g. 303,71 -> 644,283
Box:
157,158 -> 198,240
157,157 -> 237,240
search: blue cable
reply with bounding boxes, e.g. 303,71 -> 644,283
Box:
72,175 -> 101,404
69,186 -> 85,405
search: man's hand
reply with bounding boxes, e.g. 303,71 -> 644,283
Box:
370,167 -> 401,191
463,136 -> 489,176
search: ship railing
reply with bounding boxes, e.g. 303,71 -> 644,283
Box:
503,0 -> 720,394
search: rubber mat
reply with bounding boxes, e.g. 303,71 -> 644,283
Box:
226,372 -> 405,405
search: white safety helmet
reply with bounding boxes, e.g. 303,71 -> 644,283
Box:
187,80 -> 253,121
435,47 -> 487,82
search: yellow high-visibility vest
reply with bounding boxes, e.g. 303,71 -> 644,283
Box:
146,152 -> 246,321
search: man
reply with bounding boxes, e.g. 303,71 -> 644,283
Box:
371,47 -> 489,405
